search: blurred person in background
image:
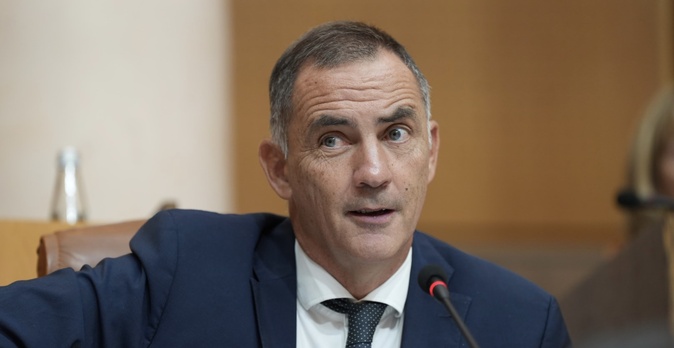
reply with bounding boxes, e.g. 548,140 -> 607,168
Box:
622,86 -> 674,237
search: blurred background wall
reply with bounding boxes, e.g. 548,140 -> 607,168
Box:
0,0 -> 232,221
233,0 -> 671,245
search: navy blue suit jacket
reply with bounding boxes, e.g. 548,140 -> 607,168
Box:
0,210 -> 571,347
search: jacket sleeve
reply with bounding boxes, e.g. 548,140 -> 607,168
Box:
0,210 -> 179,348
541,297 -> 573,348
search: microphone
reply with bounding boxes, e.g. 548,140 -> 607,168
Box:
616,190 -> 674,210
418,265 -> 480,348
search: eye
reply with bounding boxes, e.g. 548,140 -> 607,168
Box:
320,135 -> 345,148
322,136 -> 337,147
386,127 -> 410,142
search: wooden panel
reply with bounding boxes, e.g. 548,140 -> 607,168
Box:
231,0 -> 662,245
0,220 -> 73,286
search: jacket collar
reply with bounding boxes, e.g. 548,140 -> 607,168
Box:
251,219 -> 297,348
401,232 -> 473,347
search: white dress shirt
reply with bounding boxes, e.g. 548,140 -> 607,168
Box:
295,241 -> 411,348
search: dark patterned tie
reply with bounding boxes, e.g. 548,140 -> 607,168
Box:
322,298 -> 388,348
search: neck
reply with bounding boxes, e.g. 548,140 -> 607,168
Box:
334,263 -> 404,300
304,246 -> 410,300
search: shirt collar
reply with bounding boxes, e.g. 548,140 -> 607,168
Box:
295,240 -> 411,318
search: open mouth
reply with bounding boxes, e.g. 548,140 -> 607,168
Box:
350,208 -> 393,217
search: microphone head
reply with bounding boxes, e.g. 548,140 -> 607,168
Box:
616,190 -> 642,209
417,264 -> 448,293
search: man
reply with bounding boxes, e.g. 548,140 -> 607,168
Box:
0,21 -> 571,347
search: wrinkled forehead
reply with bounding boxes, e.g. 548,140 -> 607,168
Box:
291,50 -> 420,107
293,52 -> 420,108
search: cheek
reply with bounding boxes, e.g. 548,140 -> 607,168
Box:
402,153 -> 431,186
397,173 -> 426,204
291,158 -> 343,201
660,156 -> 674,189
404,181 -> 426,203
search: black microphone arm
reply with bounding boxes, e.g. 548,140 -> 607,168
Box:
616,189 -> 674,210
418,265 -> 480,348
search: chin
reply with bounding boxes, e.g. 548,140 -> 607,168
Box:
351,236 -> 408,262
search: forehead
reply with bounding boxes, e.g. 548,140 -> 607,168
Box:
291,50 -> 423,122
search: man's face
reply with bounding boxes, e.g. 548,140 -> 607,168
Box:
266,50 -> 439,271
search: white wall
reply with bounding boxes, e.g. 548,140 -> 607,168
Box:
0,1 -> 233,222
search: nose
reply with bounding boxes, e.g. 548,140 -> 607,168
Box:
352,140 -> 392,189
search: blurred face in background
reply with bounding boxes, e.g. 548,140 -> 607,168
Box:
657,135 -> 674,197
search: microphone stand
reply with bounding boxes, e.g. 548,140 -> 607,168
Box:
434,284 -> 481,348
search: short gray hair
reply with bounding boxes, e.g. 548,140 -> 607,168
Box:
269,21 -> 431,156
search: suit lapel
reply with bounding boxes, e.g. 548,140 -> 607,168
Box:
401,232 -> 473,347
251,219 -> 297,348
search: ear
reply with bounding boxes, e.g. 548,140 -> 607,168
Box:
259,140 -> 292,200
426,120 -> 440,183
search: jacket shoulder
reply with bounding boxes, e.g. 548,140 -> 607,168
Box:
413,231 -> 553,304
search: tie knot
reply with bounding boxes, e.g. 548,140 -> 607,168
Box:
322,299 -> 387,348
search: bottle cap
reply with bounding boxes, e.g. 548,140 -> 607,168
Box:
58,147 -> 80,166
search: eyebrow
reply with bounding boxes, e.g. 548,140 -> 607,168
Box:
308,107 -> 417,134
310,114 -> 354,130
380,107 -> 416,124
